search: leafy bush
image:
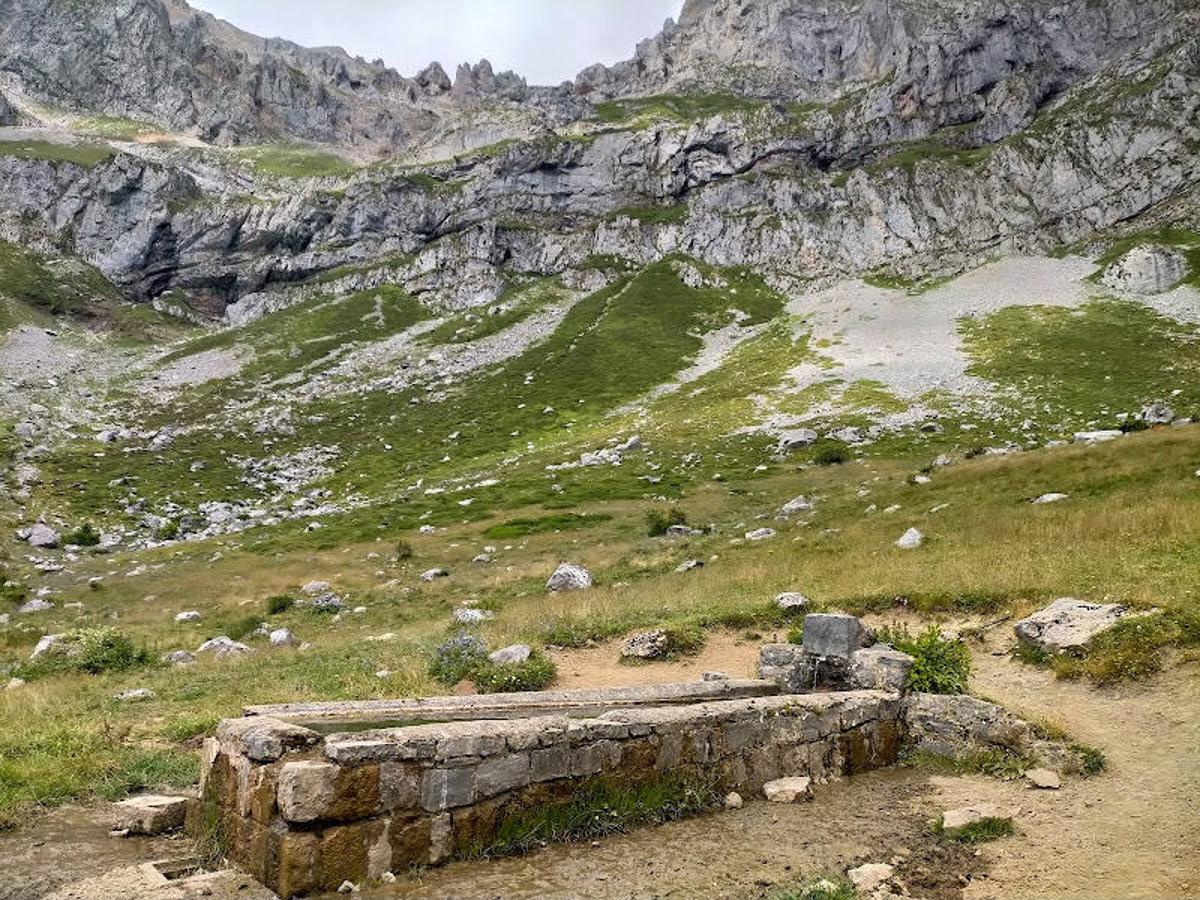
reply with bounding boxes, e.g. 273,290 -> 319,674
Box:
64,523 -> 101,547
429,632 -> 490,686
813,443 -> 850,466
878,625 -> 971,694
645,507 -> 688,537
158,520 -> 180,541
265,594 -> 295,615
1070,743 -> 1108,776
20,627 -> 152,679
473,652 -> 557,694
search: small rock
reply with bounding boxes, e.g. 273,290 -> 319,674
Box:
197,636 -> 253,658
17,598 -> 54,614
163,650 -> 196,666
546,563 -> 593,592
174,610 -> 202,622
5,677 -> 26,691
1031,493 -> 1068,505
745,527 -> 776,542
621,630 -> 669,660
380,872 -> 397,884
113,794 -> 189,836
664,524 -> 704,538
488,644 -> 531,665
775,591 -> 809,612
1074,429 -> 1123,444
779,495 -> 813,516
26,523 -> 60,549
337,881 -> 356,894
701,671 -> 730,681
1025,768 -> 1061,790
763,776 -> 812,803
675,559 -> 704,573
453,608 -> 494,625
894,527 -> 923,549
941,803 -> 1008,836
269,628 -> 298,648
420,568 -> 450,583
724,791 -> 743,810
848,862 -> 896,893
1141,401 -> 1176,425
115,688 -> 155,702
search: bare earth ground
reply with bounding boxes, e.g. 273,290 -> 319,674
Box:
0,629 -> 1195,899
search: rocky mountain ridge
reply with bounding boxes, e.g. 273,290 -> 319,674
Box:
0,0 -> 1196,321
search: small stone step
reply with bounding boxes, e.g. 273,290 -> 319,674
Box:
112,795 -> 189,835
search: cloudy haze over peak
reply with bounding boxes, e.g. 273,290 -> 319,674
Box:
189,0 -> 685,84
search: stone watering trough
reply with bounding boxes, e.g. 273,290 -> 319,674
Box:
192,615 -> 1067,897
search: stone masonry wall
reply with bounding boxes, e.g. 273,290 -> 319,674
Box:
196,690 -> 903,897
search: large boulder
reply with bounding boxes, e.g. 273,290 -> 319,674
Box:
26,523 -> 60,549
546,563 -> 592,592
1014,598 -> 1130,654
802,613 -> 867,659
1100,245 -> 1187,295
850,645 -> 914,691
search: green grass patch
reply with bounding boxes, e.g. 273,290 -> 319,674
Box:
484,512 -> 613,540
16,627 -> 153,681
937,815 -> 1014,844
0,139 -> 114,168
593,94 -> 765,126
469,774 -> 719,858
899,746 -> 1032,780
235,145 -> 356,178
770,876 -> 858,900
1051,609 -> 1200,684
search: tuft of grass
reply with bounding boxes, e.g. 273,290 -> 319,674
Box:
937,815 -> 1014,844
470,774 -> 719,858
813,442 -> 851,466
1070,743 -> 1107,777
63,523 -> 101,547
265,594 -> 296,616
770,876 -> 858,900
645,507 -> 689,537
899,746 -> 1032,780
876,625 -> 970,694
472,652 -> 557,694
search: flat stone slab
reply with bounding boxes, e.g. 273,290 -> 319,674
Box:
1014,598 -> 1130,653
763,776 -> 812,803
112,795 -> 188,835
245,679 -> 780,728
1025,768 -> 1061,790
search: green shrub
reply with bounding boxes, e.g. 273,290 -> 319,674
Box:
813,443 -> 850,466
473,652 -> 557,694
265,594 -> 295,615
19,627 -> 152,679
158,520 -> 180,541
1070,743 -> 1107,776
645,507 -> 688,537
877,625 -> 970,694
64,523 -> 101,547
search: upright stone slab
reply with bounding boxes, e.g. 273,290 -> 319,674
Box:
802,614 -> 867,659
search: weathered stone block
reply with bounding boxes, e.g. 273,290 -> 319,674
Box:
217,716 -> 320,762
429,813 -> 453,864
475,753 -> 531,798
318,823 -> 370,891
421,767 -> 474,811
530,746 -> 570,782
802,614 -> 867,659
275,830 -> 319,898
850,646 -> 914,692
380,761 -> 421,812
388,815 -> 433,870
112,795 -> 188,835
278,761 -> 379,823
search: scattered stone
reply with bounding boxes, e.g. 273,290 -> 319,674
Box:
163,650 -> 196,666
115,688 -> 155,702
18,598 -> 54,614
453,608 -> 494,625
675,559 -> 704,573
621,630 -> 669,660
380,872 -> 397,884
301,581 -> 332,596
269,628 -> 298,648
31,633 -> 74,659
6,677 -> 26,691
778,428 -> 818,452
26,523 -> 60,549
420,568 -> 450,583
546,563 -> 593,592
894,527 -> 923,549
779,495 -> 813,516
665,524 -> 704,538
702,671 -> 730,681
1014,598 -> 1132,654
197,636 -> 253,658
1141,401 -> 1176,425
174,610 -> 202,622
763,776 -> 812,803
848,862 -> 896,893
1031,493 -> 1068,504
724,791 -> 743,810
1025,768 -> 1061,790
802,614 -> 867,659
1074,430 -> 1123,444
941,803 -> 1008,836
488,644 -> 531,665
337,880 -> 357,894
112,795 -> 189,836
775,592 -> 809,612
745,527 -> 776,542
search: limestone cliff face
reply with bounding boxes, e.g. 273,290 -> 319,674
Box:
0,0 -> 1196,320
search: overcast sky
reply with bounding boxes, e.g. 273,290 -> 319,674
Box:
189,1 -> 684,85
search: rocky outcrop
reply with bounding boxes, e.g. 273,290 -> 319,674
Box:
1101,245 -> 1188,294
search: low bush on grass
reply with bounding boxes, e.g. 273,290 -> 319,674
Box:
265,594 -> 295,615
937,815 -> 1014,843
877,625 -> 970,694
18,627 -> 152,680
471,774 -> 718,858
645,507 -> 688,537
1070,743 -> 1108,777
428,634 -> 557,693
64,523 -> 101,547
813,442 -> 850,465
